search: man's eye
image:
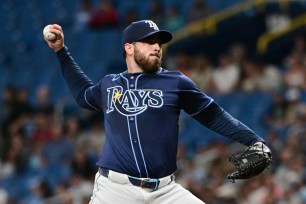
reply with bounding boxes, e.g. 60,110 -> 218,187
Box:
148,41 -> 162,46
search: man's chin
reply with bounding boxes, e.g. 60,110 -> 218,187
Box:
143,66 -> 159,74
142,63 -> 160,73
136,58 -> 161,73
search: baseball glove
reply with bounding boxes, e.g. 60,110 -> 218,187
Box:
227,143 -> 272,183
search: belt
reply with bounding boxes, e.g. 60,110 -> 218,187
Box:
99,167 -> 174,191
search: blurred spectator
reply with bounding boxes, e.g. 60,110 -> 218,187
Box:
211,54 -> 240,93
239,59 -> 261,92
274,138 -> 304,204
88,0 -> 119,29
74,0 -> 92,33
228,43 -> 247,68
285,102 -> 306,138
77,113 -> 105,158
44,183 -> 72,204
9,123 -> 30,172
28,141 -> 44,172
31,113 -> 53,145
0,85 -> 17,159
67,173 -> 94,204
34,85 -> 54,116
186,0 -> 212,23
0,189 -> 8,204
44,173 -> 93,204
189,54 -> 213,92
283,88 -> 305,125
264,87 -> 306,134
265,11 -> 291,33
291,34 -> 306,57
239,59 -> 282,93
15,87 -> 33,117
147,0 -> 164,26
167,52 -> 192,76
63,117 -> 81,142
256,63 -> 283,93
263,91 -> 288,130
283,52 -> 306,90
71,148 -> 97,180
1,85 -> 17,134
41,122 -> 74,166
0,147 -> 16,179
23,180 -> 53,204
262,176 -> 284,203
238,174 -> 283,204
162,5 -> 185,32
0,129 -> 28,178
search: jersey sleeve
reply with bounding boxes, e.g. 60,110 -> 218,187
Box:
178,73 -> 213,115
177,73 -> 265,146
83,81 -> 103,111
192,102 -> 265,146
56,46 -> 102,111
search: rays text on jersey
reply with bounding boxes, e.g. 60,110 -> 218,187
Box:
106,86 -> 163,116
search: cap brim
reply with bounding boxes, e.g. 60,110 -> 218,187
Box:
136,30 -> 172,44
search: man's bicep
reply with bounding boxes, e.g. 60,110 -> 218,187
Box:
178,74 -> 213,115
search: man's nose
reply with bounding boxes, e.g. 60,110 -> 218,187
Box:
152,43 -> 161,52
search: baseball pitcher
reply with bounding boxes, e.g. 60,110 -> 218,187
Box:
44,20 -> 271,204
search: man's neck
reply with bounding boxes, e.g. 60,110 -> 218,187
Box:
126,58 -> 144,73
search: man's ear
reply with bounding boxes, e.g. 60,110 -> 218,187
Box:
124,43 -> 134,56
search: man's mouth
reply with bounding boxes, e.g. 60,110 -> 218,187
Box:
150,54 -> 160,58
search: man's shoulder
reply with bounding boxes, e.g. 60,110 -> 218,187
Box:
159,69 -> 192,83
159,68 -> 183,76
103,73 -> 122,81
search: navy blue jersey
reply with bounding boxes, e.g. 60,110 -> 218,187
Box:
57,46 -> 264,178
87,70 -> 213,178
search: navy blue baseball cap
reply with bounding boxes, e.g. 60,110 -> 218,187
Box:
122,20 -> 172,47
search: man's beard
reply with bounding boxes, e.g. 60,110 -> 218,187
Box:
134,47 -> 162,73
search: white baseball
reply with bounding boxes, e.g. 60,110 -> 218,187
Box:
43,25 -> 56,40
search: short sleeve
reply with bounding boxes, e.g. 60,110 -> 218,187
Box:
178,73 -> 213,115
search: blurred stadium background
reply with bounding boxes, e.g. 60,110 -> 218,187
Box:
0,0 -> 306,203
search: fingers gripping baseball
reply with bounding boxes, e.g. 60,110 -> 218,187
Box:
43,24 -> 64,52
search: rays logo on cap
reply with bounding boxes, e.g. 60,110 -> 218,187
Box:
122,20 -> 172,46
145,20 -> 159,30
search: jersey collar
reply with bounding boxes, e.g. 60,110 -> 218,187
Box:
122,68 -> 163,77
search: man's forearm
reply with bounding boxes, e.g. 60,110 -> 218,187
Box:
56,46 -> 93,106
192,102 -> 265,146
